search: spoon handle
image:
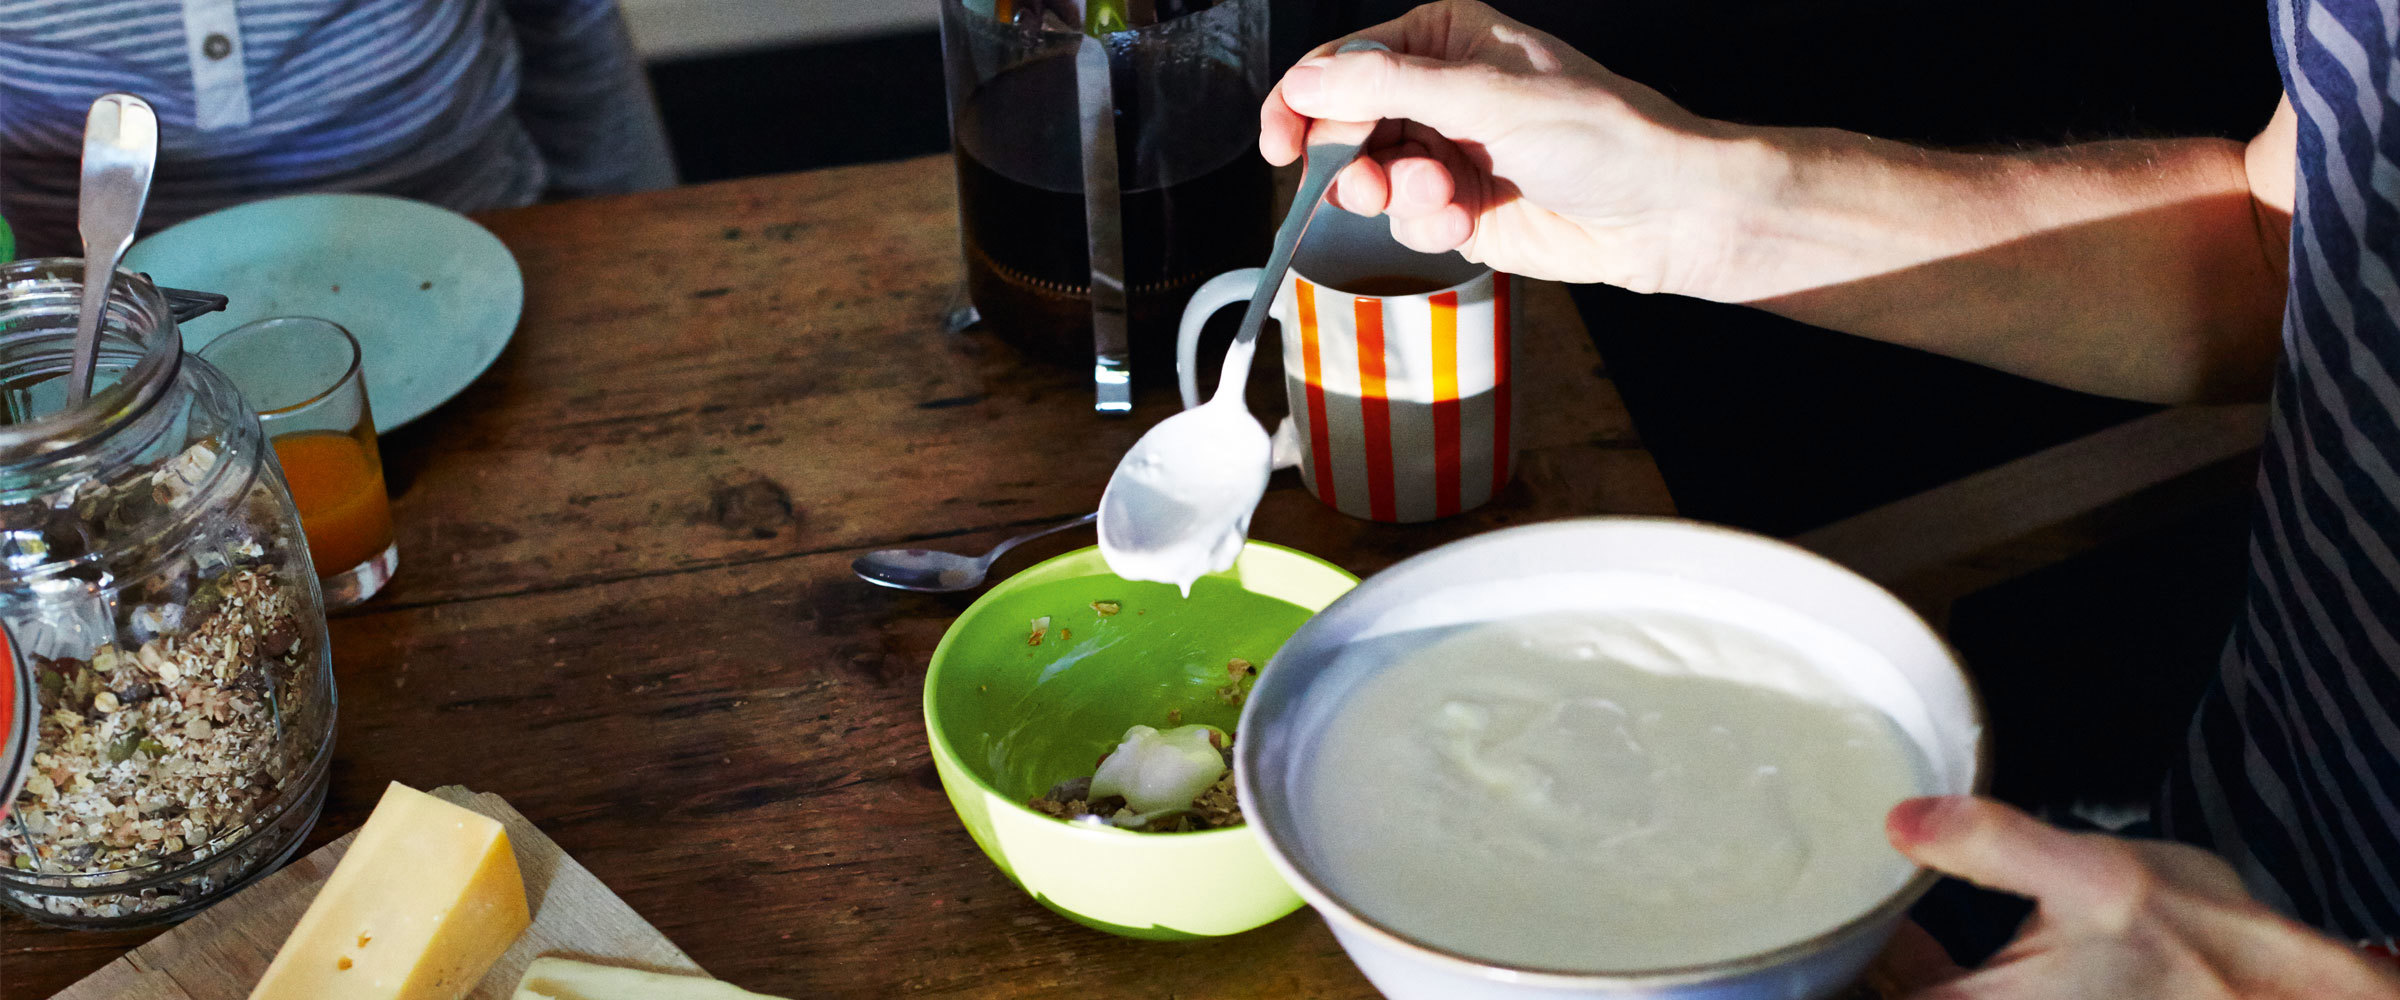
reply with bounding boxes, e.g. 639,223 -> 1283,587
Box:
980,511 -> 1102,568
1210,39 -> 1389,407
68,260 -> 116,405
68,94 -> 159,406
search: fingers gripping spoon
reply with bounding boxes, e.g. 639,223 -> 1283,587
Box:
68,94 -> 159,406
1096,40 -> 1386,595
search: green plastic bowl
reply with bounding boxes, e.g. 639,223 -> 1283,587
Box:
924,541 -> 1358,939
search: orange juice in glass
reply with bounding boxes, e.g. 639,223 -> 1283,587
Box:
199,318 -> 397,607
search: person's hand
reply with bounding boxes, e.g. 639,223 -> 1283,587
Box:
1260,0 -> 1751,292
1874,796 -> 2400,999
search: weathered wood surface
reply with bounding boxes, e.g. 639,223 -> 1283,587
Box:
4,154 -> 1671,999
49,788 -> 700,1000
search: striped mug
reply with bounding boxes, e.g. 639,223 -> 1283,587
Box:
1177,209 -> 1521,523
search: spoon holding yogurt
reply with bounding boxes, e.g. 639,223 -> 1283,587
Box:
1097,41 -> 1387,595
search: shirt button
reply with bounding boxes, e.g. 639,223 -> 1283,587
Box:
202,33 -> 232,60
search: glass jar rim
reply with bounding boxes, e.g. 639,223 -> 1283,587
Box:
196,316 -> 363,418
0,258 -> 184,466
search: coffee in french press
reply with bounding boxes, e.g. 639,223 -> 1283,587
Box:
942,0 -> 1273,407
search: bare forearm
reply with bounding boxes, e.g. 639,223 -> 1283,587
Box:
1707,128 -> 2288,403
1265,4 -> 2288,401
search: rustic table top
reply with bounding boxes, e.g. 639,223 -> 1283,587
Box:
3,154 -> 1672,998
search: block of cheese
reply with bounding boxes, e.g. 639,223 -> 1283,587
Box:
511,957 -> 791,999
249,782 -> 532,1000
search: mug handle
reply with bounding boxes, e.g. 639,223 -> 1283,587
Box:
1176,267 -> 1266,410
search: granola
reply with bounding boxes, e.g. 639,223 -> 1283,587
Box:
10,569 -> 308,876
1029,725 -> 1244,833
1216,657 -> 1255,706
0,440 -> 326,923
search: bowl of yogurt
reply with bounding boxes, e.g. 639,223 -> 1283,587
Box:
1235,518 -> 1983,999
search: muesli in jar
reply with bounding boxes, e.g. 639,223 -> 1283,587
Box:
0,440 -> 329,923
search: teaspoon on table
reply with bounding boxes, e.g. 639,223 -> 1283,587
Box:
67,93 -> 159,406
853,513 -> 1099,592
1094,40 -> 1387,593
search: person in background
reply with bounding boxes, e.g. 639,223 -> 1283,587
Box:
1264,2 -> 2400,996
0,0 -> 676,258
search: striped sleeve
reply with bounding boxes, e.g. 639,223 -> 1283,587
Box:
500,0 -> 678,198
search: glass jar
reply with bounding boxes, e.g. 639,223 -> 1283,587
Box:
0,259 -> 334,928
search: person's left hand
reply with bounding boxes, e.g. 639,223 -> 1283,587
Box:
1873,796 -> 2400,999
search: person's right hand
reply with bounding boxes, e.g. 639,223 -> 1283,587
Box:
1261,0 -> 1752,293
1874,796 -> 2400,999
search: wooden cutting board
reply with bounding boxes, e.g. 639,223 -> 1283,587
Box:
50,786 -> 702,1000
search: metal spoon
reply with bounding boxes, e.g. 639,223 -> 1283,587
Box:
853,513 -> 1098,592
1095,40 -> 1386,592
67,93 -> 159,405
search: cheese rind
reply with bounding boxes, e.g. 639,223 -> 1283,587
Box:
248,782 -> 532,1000
511,957 -> 790,999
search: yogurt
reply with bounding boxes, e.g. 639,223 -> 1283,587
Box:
1096,338 -> 1274,596
1299,609 -> 1928,972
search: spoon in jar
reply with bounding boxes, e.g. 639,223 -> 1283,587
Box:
1095,40 -> 1387,596
852,512 -> 1098,592
67,94 -> 159,406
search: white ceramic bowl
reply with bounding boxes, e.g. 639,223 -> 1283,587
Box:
1234,518 -> 1985,1000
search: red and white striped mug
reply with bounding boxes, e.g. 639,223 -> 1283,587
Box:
1177,209 -> 1522,523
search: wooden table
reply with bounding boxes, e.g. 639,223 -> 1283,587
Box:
3,154 -> 1671,998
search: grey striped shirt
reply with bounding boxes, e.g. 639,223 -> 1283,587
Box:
0,0 -> 674,257
2162,0 -> 2400,945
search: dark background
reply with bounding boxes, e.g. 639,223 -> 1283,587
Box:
648,0 -> 2283,959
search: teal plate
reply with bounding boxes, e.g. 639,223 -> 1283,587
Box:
124,193 -> 524,433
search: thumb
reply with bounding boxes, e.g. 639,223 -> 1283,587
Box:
1279,49 -> 1509,143
1888,796 -> 2138,920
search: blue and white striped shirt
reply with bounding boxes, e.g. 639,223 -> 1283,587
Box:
0,0 -> 674,257
2161,0 -> 2400,945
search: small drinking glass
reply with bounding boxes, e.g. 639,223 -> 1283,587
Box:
199,317 -> 397,607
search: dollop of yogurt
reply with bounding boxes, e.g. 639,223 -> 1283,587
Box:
1090,724 -> 1228,827
1097,399 -> 1271,595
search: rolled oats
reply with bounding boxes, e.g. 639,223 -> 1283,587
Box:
0,441 -> 326,923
